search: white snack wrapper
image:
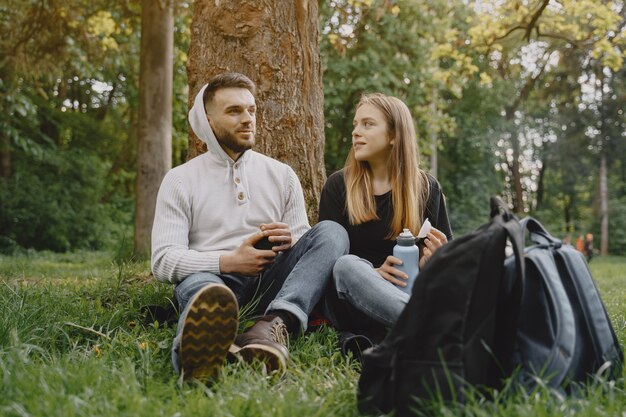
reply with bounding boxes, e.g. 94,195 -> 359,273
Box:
417,218 -> 431,239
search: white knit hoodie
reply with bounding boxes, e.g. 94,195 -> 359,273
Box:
151,85 -> 310,284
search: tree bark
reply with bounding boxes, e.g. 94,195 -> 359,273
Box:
429,87 -> 438,179
0,132 -> 10,179
501,56 -> 549,214
135,0 -> 174,257
536,153 -> 546,210
186,0 -> 326,222
563,195 -> 572,233
599,154 -> 608,256
505,123 -> 524,214
503,106 -> 524,214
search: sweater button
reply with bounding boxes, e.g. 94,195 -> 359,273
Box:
238,192 -> 244,200
234,177 -> 241,184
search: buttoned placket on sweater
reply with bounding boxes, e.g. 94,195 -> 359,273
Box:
229,156 -> 249,206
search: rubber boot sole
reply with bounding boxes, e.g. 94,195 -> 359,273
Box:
180,284 -> 238,382
230,343 -> 288,375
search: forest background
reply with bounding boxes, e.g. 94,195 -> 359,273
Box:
1,0 -> 626,258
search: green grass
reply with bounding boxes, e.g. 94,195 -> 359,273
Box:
0,252 -> 624,417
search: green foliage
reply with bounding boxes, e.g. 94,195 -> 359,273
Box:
320,0 -> 474,175
0,252 -> 624,416
439,79 -> 510,235
607,198 -> 626,256
0,1 -> 192,253
1,0 -> 625,255
172,2 -> 192,165
0,83 -> 134,253
463,0 -> 626,253
318,0 -> 516,236
0,147 -> 131,252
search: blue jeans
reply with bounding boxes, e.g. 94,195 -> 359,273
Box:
171,220 -> 348,373
323,254 -> 410,335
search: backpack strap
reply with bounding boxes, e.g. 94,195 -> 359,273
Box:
490,197 -> 525,381
490,197 -> 525,289
519,217 -> 562,246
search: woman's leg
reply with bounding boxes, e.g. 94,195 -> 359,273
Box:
331,254 -> 410,328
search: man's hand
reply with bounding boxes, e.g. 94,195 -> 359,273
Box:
419,227 -> 448,268
259,222 -> 292,252
376,255 -> 409,287
219,231 -> 277,276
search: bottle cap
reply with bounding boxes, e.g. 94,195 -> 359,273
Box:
397,228 -> 416,246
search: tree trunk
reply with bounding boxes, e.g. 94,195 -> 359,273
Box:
564,194 -> 573,233
599,154 -> 608,256
535,155 -> 546,211
429,87 -> 438,179
503,106 -> 524,214
186,0 -> 326,222
0,132 -> 10,179
499,61 -> 548,215
510,131 -> 524,214
135,0 -> 173,257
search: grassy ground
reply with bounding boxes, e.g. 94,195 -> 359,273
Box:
0,251 -> 624,417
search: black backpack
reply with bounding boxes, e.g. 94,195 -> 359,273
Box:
357,200 -> 624,416
357,197 -> 525,416
503,217 -> 623,388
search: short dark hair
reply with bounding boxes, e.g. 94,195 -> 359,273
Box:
203,72 -> 256,108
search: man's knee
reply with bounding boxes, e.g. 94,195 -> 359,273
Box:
311,220 -> 349,253
174,272 -> 222,306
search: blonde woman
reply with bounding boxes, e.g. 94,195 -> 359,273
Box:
319,93 -> 452,352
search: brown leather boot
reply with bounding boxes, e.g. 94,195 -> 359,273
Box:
231,315 -> 289,375
179,284 -> 239,382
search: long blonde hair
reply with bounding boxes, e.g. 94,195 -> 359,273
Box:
344,93 -> 430,239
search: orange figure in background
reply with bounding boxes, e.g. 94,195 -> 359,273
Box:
575,235 -> 584,253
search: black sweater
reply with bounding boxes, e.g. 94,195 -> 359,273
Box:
318,169 -> 452,268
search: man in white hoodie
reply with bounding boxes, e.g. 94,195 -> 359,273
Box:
151,72 -> 348,381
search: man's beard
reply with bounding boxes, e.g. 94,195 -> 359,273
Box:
213,124 -> 254,155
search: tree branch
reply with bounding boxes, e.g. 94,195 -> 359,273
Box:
535,29 -> 593,49
505,50 -> 553,117
491,25 -> 527,43
525,0 -> 550,42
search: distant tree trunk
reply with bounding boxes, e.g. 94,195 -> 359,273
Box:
508,129 -> 524,214
503,105 -> 524,213
599,154 -> 608,255
501,64 -> 546,215
535,155 -> 546,211
597,70 -> 609,256
429,87 -> 438,179
186,0 -> 326,222
564,194 -> 573,232
0,132 -> 9,179
429,137 -> 438,179
135,0 -> 173,256
535,165 -> 546,210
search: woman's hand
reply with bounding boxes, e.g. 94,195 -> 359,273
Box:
376,255 -> 409,287
419,227 -> 448,268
